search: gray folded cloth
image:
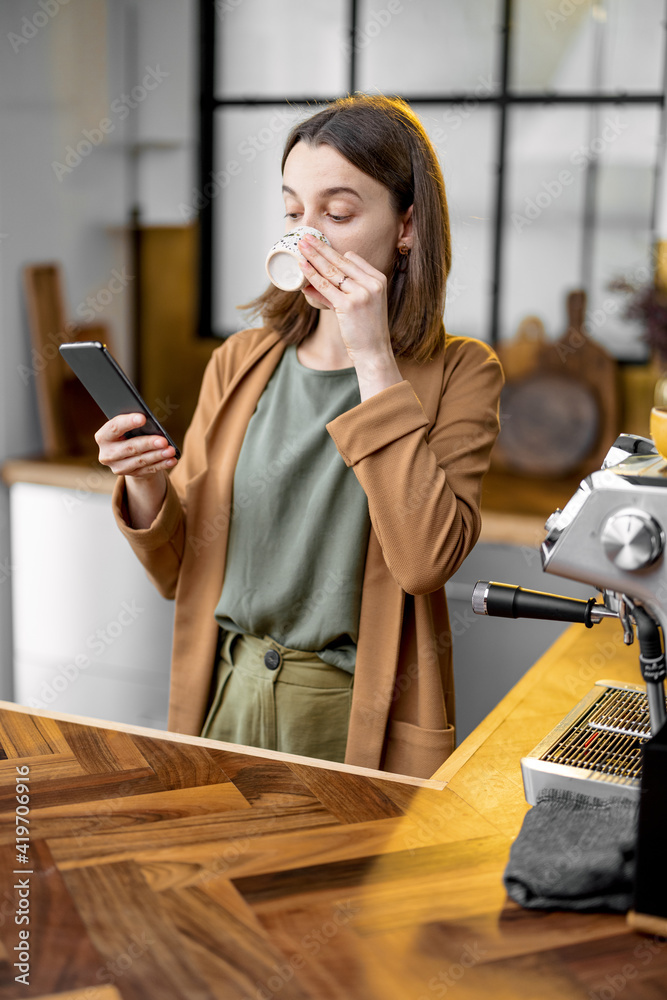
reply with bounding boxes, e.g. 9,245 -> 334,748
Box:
504,788 -> 638,913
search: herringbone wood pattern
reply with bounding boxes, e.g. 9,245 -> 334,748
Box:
0,620 -> 665,1000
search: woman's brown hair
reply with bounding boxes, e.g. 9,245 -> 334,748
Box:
242,94 -> 452,364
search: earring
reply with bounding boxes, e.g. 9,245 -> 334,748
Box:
397,243 -> 410,273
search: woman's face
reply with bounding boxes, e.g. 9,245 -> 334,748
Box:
281,141 -> 412,307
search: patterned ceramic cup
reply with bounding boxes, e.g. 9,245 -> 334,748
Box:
265,226 -> 331,291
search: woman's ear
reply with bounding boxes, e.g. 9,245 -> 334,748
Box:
398,204 -> 414,250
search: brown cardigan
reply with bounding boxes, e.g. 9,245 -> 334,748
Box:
111,326 -> 503,778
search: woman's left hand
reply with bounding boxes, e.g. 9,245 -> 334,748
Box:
297,234 -> 394,366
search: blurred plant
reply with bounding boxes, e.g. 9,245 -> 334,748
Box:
609,275 -> 667,365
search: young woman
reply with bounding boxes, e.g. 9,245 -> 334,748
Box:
96,94 -> 504,779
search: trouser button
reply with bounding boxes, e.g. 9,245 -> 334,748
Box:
264,649 -> 281,670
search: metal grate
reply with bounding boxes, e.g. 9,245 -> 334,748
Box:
542,724 -> 644,781
585,686 -> 652,739
541,686 -> 651,780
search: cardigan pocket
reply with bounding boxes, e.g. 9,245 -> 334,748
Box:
382,718 -> 455,780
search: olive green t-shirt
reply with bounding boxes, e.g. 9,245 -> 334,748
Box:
214,343 -> 371,673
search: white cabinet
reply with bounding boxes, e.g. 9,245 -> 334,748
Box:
10,482 -> 174,729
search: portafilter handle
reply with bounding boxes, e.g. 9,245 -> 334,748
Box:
471,581 -> 616,627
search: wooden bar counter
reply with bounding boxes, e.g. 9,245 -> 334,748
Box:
0,619 -> 665,1000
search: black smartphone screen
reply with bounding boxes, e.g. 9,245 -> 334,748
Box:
59,341 -> 181,459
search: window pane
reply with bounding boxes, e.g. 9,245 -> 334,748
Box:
215,0 -> 347,99
511,0 -> 666,94
212,105 -> 317,335
415,103 -> 497,342
589,105 -> 660,360
501,104 -> 658,359
357,0 -> 501,95
501,106 -> 590,343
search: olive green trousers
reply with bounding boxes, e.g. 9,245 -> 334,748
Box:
200,631 -> 354,763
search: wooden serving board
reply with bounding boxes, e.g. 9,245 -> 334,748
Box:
23,263 -> 113,458
492,290 -> 619,478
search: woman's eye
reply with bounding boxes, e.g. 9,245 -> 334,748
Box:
328,214 -> 350,222
284,211 -> 300,219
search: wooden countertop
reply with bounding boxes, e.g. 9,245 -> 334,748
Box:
1,456 -> 116,495
0,618 -> 664,999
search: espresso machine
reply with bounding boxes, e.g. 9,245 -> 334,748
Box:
472,432 -> 667,931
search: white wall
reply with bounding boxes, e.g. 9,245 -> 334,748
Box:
131,0 -> 197,223
0,0 -> 196,702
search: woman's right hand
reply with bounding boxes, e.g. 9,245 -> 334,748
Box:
95,413 -> 178,528
95,413 -> 178,477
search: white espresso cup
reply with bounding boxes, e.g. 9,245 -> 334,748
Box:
265,226 -> 331,291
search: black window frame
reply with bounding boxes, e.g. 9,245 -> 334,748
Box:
198,0 -> 667,352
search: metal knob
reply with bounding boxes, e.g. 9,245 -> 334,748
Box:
600,508 -> 664,571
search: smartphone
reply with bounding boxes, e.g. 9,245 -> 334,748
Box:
59,341 -> 181,459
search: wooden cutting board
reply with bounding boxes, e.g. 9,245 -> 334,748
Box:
492,290 -> 619,478
495,314 -> 548,381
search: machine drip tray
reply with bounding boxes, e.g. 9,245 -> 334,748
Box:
521,680 -> 663,804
